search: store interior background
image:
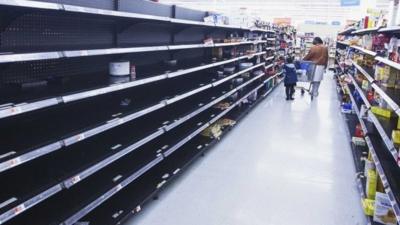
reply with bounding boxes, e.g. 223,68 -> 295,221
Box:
160,0 -> 390,40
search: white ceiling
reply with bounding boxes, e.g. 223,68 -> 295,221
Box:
159,0 -> 390,25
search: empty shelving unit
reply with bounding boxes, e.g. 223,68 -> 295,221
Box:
0,1 -> 283,224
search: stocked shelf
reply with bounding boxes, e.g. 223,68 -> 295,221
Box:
350,46 -> 377,57
379,26 -> 400,33
339,27 -> 356,35
348,72 -> 398,157
342,81 -> 396,225
376,56 -> 400,71
351,61 -> 400,116
337,41 -> 350,46
351,27 -> 380,35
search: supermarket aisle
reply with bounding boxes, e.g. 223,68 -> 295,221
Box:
130,74 -> 366,225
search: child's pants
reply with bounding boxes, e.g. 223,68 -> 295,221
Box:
285,84 -> 295,99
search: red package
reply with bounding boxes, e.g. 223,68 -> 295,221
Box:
355,124 -> 364,137
367,91 -> 374,102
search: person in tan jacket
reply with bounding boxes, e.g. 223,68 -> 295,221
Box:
303,37 -> 328,97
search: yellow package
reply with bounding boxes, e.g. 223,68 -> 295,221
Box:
398,118 -> 400,129
362,198 -> 375,216
366,169 -> 377,200
392,130 -> 400,146
371,106 -> 393,118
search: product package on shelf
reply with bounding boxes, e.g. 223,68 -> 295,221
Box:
371,106 -> 393,118
373,34 -> 390,52
398,118 -> 400,129
373,192 -> 397,225
362,198 -> 375,216
383,66 -> 398,88
362,34 -> 373,51
366,169 -> 377,200
392,130 -> 400,146
215,118 -> 236,127
352,136 -> 366,146
201,123 -> 223,139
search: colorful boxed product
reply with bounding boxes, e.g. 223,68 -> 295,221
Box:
373,192 -> 397,225
371,106 -> 393,118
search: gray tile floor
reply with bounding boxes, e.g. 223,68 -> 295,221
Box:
127,74 -> 367,225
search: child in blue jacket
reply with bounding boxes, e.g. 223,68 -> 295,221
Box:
283,57 -> 298,100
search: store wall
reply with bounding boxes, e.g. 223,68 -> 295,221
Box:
296,23 -> 343,40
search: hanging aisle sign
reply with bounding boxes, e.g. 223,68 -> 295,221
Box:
341,0 -> 360,6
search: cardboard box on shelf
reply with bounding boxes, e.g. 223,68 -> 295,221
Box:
371,106 -> 393,118
373,192 -> 397,225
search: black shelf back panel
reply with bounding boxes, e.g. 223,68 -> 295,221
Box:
119,0 -> 173,17
175,6 -> 206,21
118,23 -> 171,47
0,12 -> 115,52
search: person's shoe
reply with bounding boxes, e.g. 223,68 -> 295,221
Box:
290,97 -> 295,100
286,97 -> 290,100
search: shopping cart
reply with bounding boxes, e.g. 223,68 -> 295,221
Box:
296,60 -> 316,100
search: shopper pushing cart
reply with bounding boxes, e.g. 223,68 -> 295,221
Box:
295,60 -> 316,100
302,37 -> 329,98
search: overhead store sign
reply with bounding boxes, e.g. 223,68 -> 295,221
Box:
273,18 -> 291,26
340,0 -> 360,6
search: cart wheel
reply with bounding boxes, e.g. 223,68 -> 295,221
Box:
301,89 -> 305,95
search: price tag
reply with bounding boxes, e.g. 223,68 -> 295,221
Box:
13,204 -> 26,215
116,184 -> 123,191
9,157 -> 21,167
118,119 -> 124,125
71,175 -> 81,185
11,106 -> 22,114
76,133 -> 86,141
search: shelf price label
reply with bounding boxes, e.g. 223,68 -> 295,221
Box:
9,157 -> 21,167
13,204 -> 26,216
